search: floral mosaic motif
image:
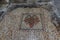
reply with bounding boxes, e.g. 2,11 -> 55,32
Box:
20,13 -> 42,30
24,15 -> 40,28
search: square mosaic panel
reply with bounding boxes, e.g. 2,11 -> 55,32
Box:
20,13 -> 43,30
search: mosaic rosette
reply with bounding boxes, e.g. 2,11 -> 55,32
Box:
20,13 -> 43,30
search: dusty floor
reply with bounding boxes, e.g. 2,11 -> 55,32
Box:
0,8 -> 60,40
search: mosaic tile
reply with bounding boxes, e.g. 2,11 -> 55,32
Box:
20,13 -> 43,30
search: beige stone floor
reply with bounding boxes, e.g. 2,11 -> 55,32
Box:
0,8 -> 60,40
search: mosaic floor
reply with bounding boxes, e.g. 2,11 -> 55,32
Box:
0,8 -> 60,40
